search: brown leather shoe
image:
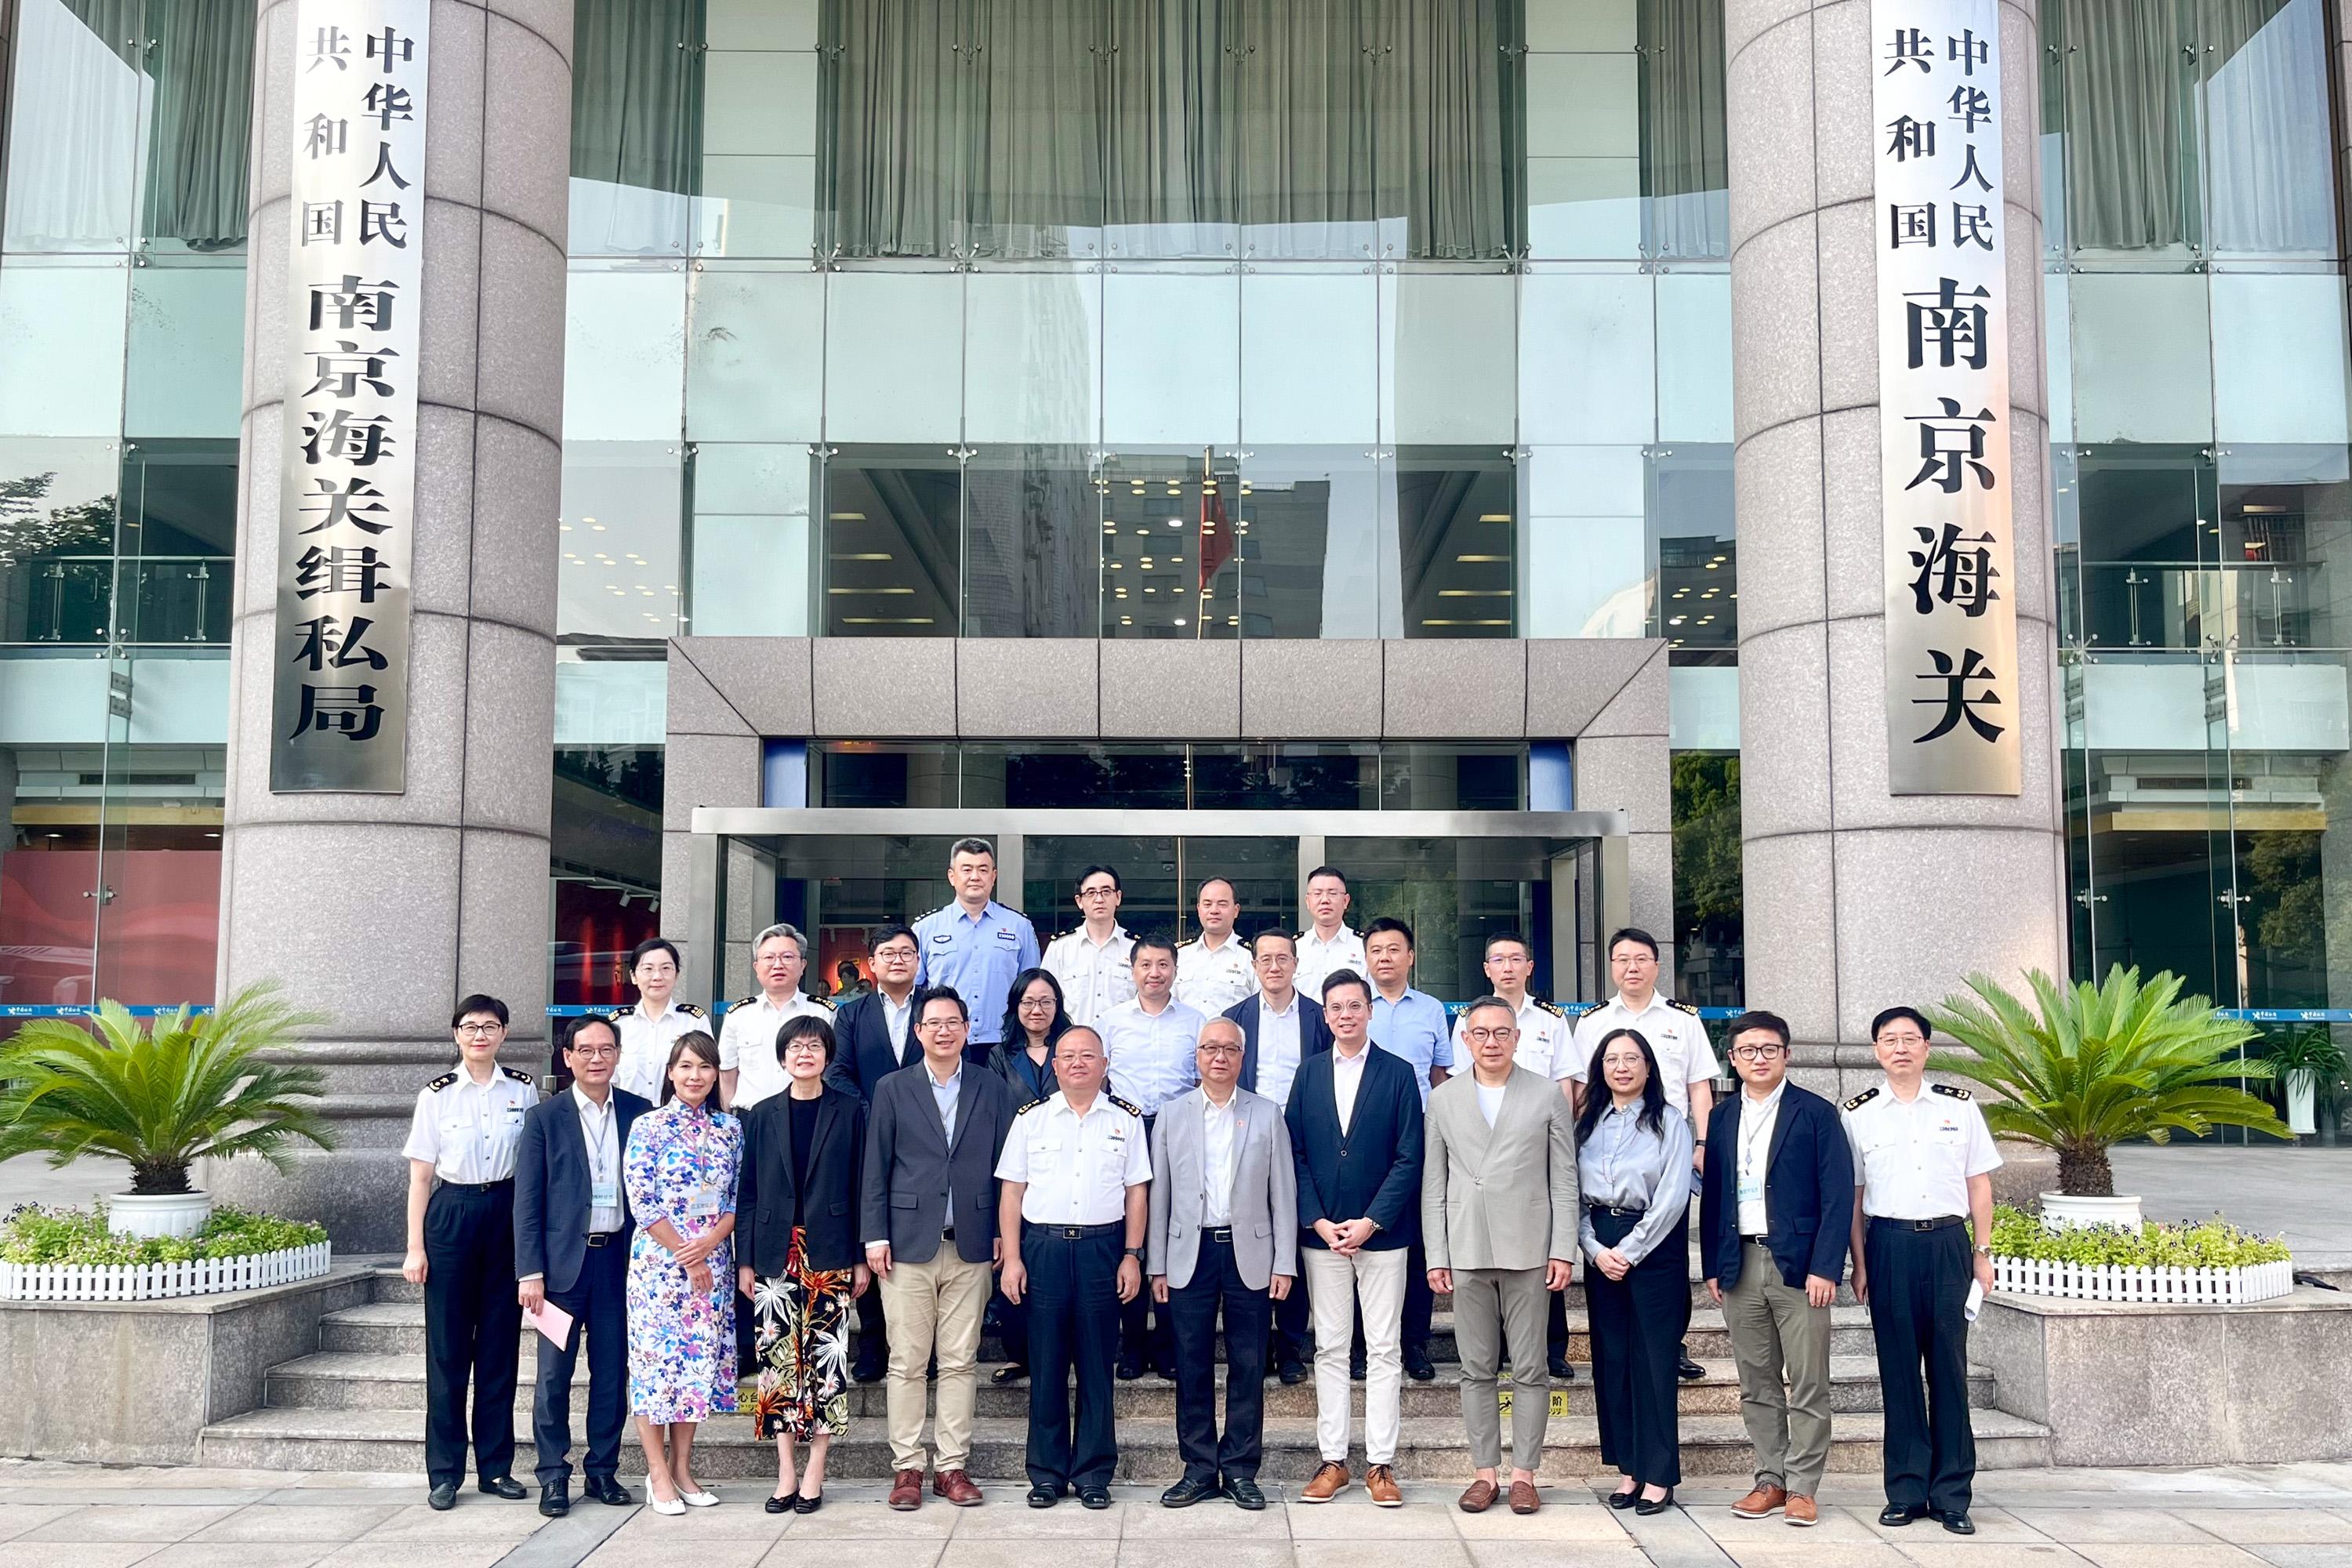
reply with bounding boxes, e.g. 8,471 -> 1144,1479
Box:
1508,1479 -> 1540,1515
887,1468 -> 924,1510
934,1469 -> 983,1507
1732,1483 -> 1788,1518
1785,1494 -> 1819,1526
1365,1465 -> 1403,1508
1300,1461 -> 1350,1502
1457,1479 -> 1498,1513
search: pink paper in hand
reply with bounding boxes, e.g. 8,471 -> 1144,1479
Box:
526,1297 -> 575,1348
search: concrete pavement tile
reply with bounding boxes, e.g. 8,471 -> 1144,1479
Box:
1120,1501 -> 1292,1537
347,1504 -> 548,1541
2250,1548 -> 2352,1568
2166,1511 -> 2352,1544
1857,1508 -> 2045,1544
1286,1501 -> 1460,1538
759,1541 -> 948,1568
310,1545 -> 512,1568
1451,1501 -> 1636,1542
1889,1545 -> 2090,1568
2070,1548 -> 2266,1568
1295,1541 -> 1472,1568
949,1501 -> 1127,1537
603,1506 -> 793,1541
22,1504 -> 245,1543
1461,1544 -> 1649,1568
1700,1543 -> 1911,1566
124,1546 -> 330,1568
190,1505 -> 406,1544
582,1539 -> 769,1567
1116,1544 -> 1296,1568
0,1505 -> 78,1543
2006,1512 -> 2224,1544
0,1548 -> 156,1568
782,1501 -> 960,1537
938,1538 -> 1122,1568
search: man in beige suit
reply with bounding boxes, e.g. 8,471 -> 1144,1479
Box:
1424,995 -> 1581,1515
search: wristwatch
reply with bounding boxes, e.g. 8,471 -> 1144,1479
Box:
1124,1246 -> 1146,1259
1973,1243 -> 1993,1256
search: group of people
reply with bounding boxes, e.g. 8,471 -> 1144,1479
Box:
402,837 -> 2002,1534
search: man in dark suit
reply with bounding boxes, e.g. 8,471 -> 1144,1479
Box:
1698,1009 -> 1854,1530
1223,931 -> 1331,1381
862,985 -> 1018,1510
513,1014 -> 650,1517
826,922 -> 922,1379
1286,968 -> 1424,1508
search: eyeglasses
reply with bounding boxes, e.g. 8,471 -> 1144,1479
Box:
1875,1033 -> 1927,1047
1198,1044 -> 1242,1058
568,1044 -> 619,1060
1018,996 -> 1057,1009
1461,1027 -> 1518,1044
916,1018 -> 966,1032
1077,886 -> 1118,899
456,1022 -> 504,1036
1730,1045 -> 1786,1062
873,946 -> 918,962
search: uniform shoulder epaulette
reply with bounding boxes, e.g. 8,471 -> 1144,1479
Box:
612,1003 -> 639,1018
731,995 -> 760,1013
677,1002 -> 706,1018
502,1065 -> 537,1086
1109,1094 -> 1143,1118
1016,1096 -> 1048,1116
916,902 -> 952,924
811,994 -> 836,1011
1930,1082 -> 1973,1101
1533,998 -> 1565,1017
1843,1086 -> 1879,1112
428,1070 -> 458,1091
1667,997 -> 1700,1017
1177,937 -> 1198,948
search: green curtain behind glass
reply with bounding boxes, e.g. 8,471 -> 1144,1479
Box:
62,0 -> 252,248
571,0 -> 700,197
1639,0 -> 1727,260
2059,0 -> 2197,252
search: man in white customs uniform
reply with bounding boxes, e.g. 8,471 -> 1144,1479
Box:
717,921 -> 833,1110
610,937 -> 706,1103
1174,877 -> 1256,1015
1291,865 -> 1369,1002
1842,1004 -> 2000,1539
1042,865 -> 1135,1026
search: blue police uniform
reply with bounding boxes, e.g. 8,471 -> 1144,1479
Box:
914,899 -> 1041,1058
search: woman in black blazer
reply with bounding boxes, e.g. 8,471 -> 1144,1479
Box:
735,1015 -> 867,1515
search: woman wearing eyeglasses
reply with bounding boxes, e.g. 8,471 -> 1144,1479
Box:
982,968 -> 1074,1385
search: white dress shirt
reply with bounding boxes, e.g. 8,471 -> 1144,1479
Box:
1293,924 -> 1368,1002
1043,923 -> 1136,1026
1175,933 -> 1257,1016
1843,1080 -> 2003,1220
879,986 -> 916,1057
1330,1042 -> 1371,1134
1200,1090 -> 1241,1225
1452,993 -> 1572,1081
1099,995 -> 1207,1117
719,990 -> 833,1109
1252,993 -> 1307,1108
1568,992 -> 1720,1113
613,1000 -> 706,1104
1734,1080 -> 1785,1236
402,1064 -> 539,1183
997,1091 -> 1152,1225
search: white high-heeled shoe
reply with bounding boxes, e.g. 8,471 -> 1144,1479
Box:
648,1491 -> 687,1517
681,1488 -> 720,1508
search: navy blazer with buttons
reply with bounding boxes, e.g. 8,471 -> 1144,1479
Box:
513,1085 -> 652,1295
1697,1080 -> 1855,1292
1285,1043 -> 1424,1251
825,989 -> 918,1105
1223,990 -> 1334,1098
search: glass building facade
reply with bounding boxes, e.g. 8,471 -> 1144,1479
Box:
0,0 -> 2346,1140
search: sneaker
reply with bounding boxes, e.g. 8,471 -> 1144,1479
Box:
1733,1484 -> 1788,1519
1365,1465 -> 1403,1507
1299,1461 -> 1350,1502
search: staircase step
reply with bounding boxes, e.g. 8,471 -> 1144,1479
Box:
265,1348 -> 1991,1418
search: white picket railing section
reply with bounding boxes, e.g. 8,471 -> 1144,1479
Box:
0,1241 -> 331,1303
1992,1253 -> 2295,1306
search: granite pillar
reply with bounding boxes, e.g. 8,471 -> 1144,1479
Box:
1726,0 -> 2066,1090
214,0 -> 573,1247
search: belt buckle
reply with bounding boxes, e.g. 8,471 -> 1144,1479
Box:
1912,1218 -> 1939,1232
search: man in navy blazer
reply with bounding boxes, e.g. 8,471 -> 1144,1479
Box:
1222,933 -> 1331,1380
824,923 -> 923,1378
1284,969 -> 1424,1507
513,1014 -> 650,1515
1698,1009 -> 1855,1526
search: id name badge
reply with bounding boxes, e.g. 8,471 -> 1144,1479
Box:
685,1185 -> 720,1218
1737,1171 -> 1763,1206
591,1180 -> 619,1210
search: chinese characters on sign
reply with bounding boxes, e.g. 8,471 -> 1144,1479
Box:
271,2 -> 428,793
1875,0 -> 2021,795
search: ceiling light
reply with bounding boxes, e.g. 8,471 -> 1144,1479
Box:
840,616 -> 936,625
829,511 -> 867,521
1456,554 -> 1508,563
1479,513 -> 1510,522
827,586 -> 915,594
1439,589 -> 1511,597
829,552 -> 893,561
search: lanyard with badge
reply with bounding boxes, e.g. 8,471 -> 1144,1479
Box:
582,1100 -> 620,1215
1737,1098 -> 1773,1210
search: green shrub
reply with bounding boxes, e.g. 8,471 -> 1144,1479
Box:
1987,1203 -> 2289,1269
0,1203 -> 327,1267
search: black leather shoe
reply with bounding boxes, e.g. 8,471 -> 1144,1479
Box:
1277,1359 -> 1308,1385
582,1475 -> 633,1505
478,1476 -> 528,1501
427,1483 -> 457,1512
1161,1475 -> 1221,1508
1116,1357 -> 1145,1381
1940,1512 -> 1975,1535
1155,1362 -> 1178,1381
1879,1503 -> 1927,1526
764,1494 -> 793,1515
1634,1487 -> 1676,1516
993,1363 -> 1029,1385
1079,1485 -> 1112,1510
1548,1355 -> 1573,1381
539,1482 -> 570,1518
1606,1486 -> 1640,1510
853,1359 -> 887,1384
794,1489 -> 825,1515
1403,1350 -> 1436,1381
1227,1476 -> 1266,1510
1028,1483 -> 1061,1508
1675,1356 -> 1704,1381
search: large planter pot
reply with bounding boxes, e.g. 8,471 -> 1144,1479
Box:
2286,1068 -> 2318,1136
107,1190 -> 212,1240
2040,1192 -> 2143,1232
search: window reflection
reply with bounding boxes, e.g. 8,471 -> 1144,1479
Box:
1395,449 -> 1516,637
557,443 -> 686,650
819,446 -> 960,635
1649,445 -> 1734,653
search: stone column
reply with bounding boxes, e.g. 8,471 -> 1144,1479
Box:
1726,0 -> 2066,1092
212,0 -> 573,1247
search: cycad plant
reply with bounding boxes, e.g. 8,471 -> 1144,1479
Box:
1927,965 -> 2288,1196
0,986 -> 333,1195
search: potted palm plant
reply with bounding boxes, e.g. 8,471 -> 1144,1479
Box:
2263,1024 -> 2345,1139
1928,965 -> 2290,1230
0,987 -> 333,1239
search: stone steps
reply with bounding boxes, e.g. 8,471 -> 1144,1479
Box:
262,1348 -> 1996,1418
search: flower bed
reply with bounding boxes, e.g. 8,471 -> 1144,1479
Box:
1988,1203 -> 2293,1306
0,1204 -> 331,1303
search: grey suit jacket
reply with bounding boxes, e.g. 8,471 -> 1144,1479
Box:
1147,1086 -> 1298,1291
1421,1066 -> 1581,1272
859,1060 -> 1015,1265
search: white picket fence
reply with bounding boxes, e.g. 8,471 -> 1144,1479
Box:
1992,1252 -> 2295,1306
0,1241 -> 332,1303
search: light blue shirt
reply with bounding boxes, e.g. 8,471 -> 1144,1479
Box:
913,899 -> 1041,1044
928,1062 -> 963,1144
1370,986 -> 1454,1106
1576,1102 -> 1693,1267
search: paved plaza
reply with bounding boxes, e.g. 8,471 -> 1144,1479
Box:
3,1459 -> 2350,1568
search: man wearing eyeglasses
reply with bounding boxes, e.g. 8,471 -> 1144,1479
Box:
1043,866 -> 1135,1026
1697,1011 -> 1852,1531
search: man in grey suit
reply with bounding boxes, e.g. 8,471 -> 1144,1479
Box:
1424,996 -> 1580,1515
1149,1017 -> 1297,1511
862,985 -> 1018,1510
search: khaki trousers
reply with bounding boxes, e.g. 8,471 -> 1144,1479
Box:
1453,1266 -> 1551,1472
1724,1240 -> 1834,1496
879,1247 -> 992,1472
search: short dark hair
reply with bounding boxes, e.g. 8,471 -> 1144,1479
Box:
1364,916 -> 1414,949
1726,1010 -> 1791,1048
914,984 -> 969,1022
1076,864 -> 1121,892
1871,1005 -> 1933,1042
1606,927 -> 1660,960
1461,994 -> 1517,1025
561,1012 -> 617,1052
949,837 -> 996,862
1254,929 -> 1298,956
869,922 -> 917,954
775,1014 -> 837,1065
1484,931 -> 1533,960
1196,876 -> 1237,901
630,937 -> 681,971
1319,967 -> 1373,1004
1305,865 -> 1348,890
452,994 -> 509,1028
1131,931 -> 1180,965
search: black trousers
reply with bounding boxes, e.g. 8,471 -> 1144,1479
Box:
1586,1207 -> 1689,1487
1024,1221 -> 1124,1490
1119,1115 -> 1174,1370
532,1234 -> 627,1486
993,1283 -> 1031,1367
1864,1218 -> 1977,1513
1272,1263 -> 1311,1367
1167,1231 -> 1271,1482
855,1278 -> 888,1375
423,1181 -> 522,1488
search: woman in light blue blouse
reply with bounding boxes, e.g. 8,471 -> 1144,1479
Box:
1574,1027 -> 1693,1515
